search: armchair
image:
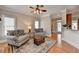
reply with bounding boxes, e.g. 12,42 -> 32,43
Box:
34,28 -> 46,36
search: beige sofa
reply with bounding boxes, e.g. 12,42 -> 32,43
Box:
7,34 -> 29,47
7,30 -> 30,47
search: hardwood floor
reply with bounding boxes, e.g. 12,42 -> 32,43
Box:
48,40 -> 79,53
7,36 -> 79,53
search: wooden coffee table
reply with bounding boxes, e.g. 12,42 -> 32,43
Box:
34,35 -> 45,46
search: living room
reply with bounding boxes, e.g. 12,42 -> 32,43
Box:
0,5 -> 79,53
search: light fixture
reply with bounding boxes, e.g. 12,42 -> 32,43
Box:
34,10 -> 41,14
28,25 -> 31,33
29,5 -> 47,14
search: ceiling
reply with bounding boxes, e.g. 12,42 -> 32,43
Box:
0,5 -> 79,16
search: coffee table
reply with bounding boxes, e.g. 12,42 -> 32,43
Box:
34,35 -> 45,46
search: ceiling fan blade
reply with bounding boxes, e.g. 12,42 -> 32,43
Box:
41,10 -> 47,12
29,5 -> 47,14
36,5 -> 39,8
29,6 -> 34,9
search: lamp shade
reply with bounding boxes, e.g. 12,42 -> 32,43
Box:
28,26 -> 31,29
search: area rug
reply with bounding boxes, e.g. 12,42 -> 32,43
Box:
14,37 -> 56,53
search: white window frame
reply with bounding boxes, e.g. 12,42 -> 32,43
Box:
35,21 -> 39,29
2,15 -> 16,36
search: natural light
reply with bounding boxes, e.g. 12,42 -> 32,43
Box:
3,17 -> 15,35
35,21 -> 39,29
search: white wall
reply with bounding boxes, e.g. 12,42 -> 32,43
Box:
61,9 -> 67,25
0,8 -> 34,36
16,14 -> 34,33
0,22 -> 2,36
61,9 -> 79,49
62,30 -> 79,49
40,15 -> 51,36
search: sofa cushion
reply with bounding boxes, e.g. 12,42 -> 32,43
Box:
6,36 -> 18,42
7,34 -> 30,46
35,28 -> 43,32
17,34 -> 29,43
7,30 -> 25,36
6,36 -> 17,40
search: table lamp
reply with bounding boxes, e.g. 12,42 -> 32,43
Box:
28,26 -> 31,33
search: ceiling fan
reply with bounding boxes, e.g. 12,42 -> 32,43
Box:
29,5 -> 47,14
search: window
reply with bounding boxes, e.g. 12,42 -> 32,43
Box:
72,22 -> 78,30
3,17 -> 15,35
35,21 -> 39,29
72,17 -> 78,30
57,20 -> 62,32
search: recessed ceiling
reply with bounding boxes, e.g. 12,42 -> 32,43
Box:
0,5 -> 78,16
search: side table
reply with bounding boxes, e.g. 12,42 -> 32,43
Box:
0,38 -> 12,53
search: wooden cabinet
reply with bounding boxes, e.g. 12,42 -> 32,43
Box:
66,14 -> 72,25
